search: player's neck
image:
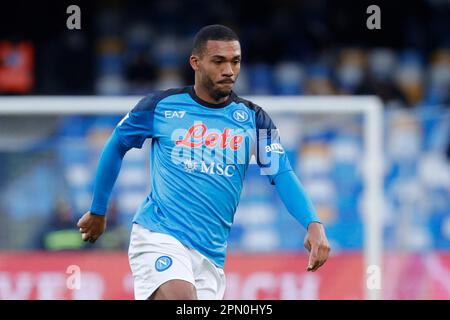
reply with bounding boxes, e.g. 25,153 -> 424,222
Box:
193,84 -> 230,105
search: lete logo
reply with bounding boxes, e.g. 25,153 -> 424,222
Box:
155,256 -> 173,272
175,124 -> 244,151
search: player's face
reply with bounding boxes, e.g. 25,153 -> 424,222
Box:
195,40 -> 241,99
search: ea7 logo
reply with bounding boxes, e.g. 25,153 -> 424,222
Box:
165,110 -> 186,119
265,143 -> 285,154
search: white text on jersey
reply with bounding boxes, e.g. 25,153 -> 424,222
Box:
165,110 -> 186,119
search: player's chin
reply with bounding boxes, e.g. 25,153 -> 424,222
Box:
215,83 -> 233,95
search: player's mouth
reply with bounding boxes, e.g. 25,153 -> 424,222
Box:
218,79 -> 234,85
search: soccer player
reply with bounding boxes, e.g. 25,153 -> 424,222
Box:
78,25 -> 330,300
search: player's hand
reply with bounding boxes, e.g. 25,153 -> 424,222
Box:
304,222 -> 331,272
77,211 -> 107,243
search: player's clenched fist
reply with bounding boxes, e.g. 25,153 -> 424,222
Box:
77,211 -> 107,243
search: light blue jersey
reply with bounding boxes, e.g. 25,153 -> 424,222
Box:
90,86 -> 320,268
116,86 -> 291,267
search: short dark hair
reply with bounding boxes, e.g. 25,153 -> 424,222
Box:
191,24 -> 239,56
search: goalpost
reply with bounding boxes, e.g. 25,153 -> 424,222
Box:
0,95 -> 384,300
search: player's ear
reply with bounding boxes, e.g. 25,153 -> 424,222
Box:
189,55 -> 200,71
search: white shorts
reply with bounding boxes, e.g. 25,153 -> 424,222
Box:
128,223 -> 226,300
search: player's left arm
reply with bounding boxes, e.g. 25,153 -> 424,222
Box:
274,171 -> 331,272
254,106 -> 331,272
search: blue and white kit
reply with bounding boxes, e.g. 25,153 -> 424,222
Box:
90,86 -> 320,298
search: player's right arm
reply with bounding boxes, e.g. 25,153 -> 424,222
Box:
78,94 -> 157,243
78,130 -> 128,242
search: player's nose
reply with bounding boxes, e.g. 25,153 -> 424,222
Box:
222,62 -> 234,77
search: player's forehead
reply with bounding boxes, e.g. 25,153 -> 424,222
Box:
203,40 -> 241,59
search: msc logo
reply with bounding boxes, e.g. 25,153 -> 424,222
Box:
232,109 -> 249,123
155,256 -> 172,272
182,160 -> 236,177
265,143 -> 285,154
165,110 -> 186,119
200,161 -> 236,177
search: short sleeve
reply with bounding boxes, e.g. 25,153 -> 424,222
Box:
115,94 -> 157,149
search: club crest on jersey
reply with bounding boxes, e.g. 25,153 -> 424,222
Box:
232,109 -> 249,123
155,256 -> 172,272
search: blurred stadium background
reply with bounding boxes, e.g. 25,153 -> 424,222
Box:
0,0 -> 449,299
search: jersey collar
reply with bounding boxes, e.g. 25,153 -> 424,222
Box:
188,85 -> 236,109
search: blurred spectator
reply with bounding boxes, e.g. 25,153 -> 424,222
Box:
0,0 -> 449,254
36,199 -> 85,251
95,37 -> 126,95
394,50 -> 425,106
305,64 -> 335,95
356,76 -> 408,109
125,52 -> 156,92
425,49 -> 450,106
154,66 -> 184,91
0,0 -> 447,106
335,48 -> 365,94
92,200 -> 129,250
123,23 -> 156,93
273,62 -> 305,95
